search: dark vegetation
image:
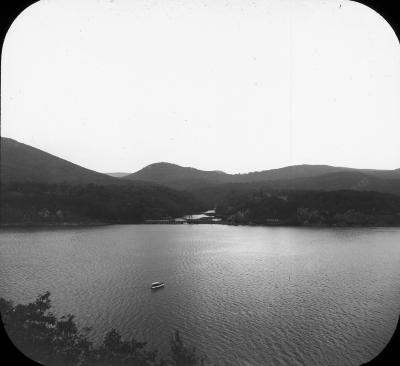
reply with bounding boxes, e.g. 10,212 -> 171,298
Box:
2,181 -> 400,227
0,182 -> 206,225
2,137 -> 400,227
214,189 -> 400,226
0,292 -> 206,366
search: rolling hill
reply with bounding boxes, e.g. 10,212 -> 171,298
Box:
1,137 -> 123,185
124,162 -> 354,189
124,162 -> 400,195
123,162 -> 233,190
0,138 -> 206,224
2,137 -> 399,196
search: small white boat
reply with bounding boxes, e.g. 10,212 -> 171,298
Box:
151,281 -> 165,289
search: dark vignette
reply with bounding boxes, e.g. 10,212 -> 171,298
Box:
0,0 -> 398,365
1,1 -> 41,366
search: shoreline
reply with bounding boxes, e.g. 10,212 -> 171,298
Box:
0,222 -> 111,228
1,221 -> 400,229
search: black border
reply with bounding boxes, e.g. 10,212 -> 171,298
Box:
1,2 -> 40,366
0,1 -> 399,365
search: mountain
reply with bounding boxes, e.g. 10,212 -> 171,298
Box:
0,139 -> 205,224
237,165 -> 353,182
254,171 -> 400,196
2,137 -> 399,195
359,168 -> 400,179
124,163 -> 349,189
1,137 -> 122,185
125,162 -> 400,194
124,162 -> 232,189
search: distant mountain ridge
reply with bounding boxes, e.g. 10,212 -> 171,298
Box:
125,162 -> 349,185
1,137 -> 399,196
246,171 -> 400,196
124,162 -> 400,195
124,162 -> 231,189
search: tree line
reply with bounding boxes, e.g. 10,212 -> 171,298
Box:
0,182 -> 206,225
0,292 -> 206,366
214,189 -> 400,226
2,182 -> 400,227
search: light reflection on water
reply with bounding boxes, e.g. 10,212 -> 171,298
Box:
1,225 -> 400,366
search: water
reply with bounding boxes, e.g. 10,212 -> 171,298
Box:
1,225 -> 399,365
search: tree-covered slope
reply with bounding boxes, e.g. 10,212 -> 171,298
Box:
1,137 -> 121,185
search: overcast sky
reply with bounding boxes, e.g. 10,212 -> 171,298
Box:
2,0 -> 400,174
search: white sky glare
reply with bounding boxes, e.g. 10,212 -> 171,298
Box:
2,0 -> 400,173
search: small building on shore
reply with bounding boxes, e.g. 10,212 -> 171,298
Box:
174,218 -> 187,224
145,209 -> 221,225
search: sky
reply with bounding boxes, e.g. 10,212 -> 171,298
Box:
2,0 -> 400,174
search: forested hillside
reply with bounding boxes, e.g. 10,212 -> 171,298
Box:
1,182 -> 205,225
215,190 -> 400,227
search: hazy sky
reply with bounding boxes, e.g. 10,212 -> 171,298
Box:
2,0 -> 400,173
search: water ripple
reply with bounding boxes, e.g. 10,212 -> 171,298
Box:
1,225 -> 400,365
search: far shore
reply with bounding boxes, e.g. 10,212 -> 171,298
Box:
0,222 -> 111,228
2,221 -> 400,229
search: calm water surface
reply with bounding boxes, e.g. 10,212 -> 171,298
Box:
1,225 -> 400,365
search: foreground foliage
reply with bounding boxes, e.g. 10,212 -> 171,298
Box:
0,292 -> 206,366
